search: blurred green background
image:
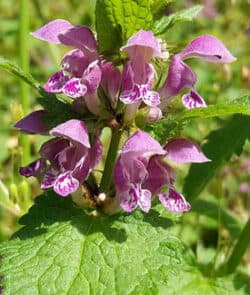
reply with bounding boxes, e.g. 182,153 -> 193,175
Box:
0,0 -> 249,273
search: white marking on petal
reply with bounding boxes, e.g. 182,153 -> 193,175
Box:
159,188 -> 191,213
44,71 -> 70,93
143,90 -> 160,107
41,170 -> 58,189
139,189 -> 151,213
182,90 -> 207,109
54,171 -> 79,197
119,188 -> 139,212
62,78 -> 87,98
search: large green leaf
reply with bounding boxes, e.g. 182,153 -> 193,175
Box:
183,115 -> 250,203
164,269 -> 250,295
95,0 -> 153,56
1,192 -> 249,294
153,5 -> 203,35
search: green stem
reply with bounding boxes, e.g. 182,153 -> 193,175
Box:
99,128 -> 122,193
222,217 -> 250,275
19,0 -> 30,164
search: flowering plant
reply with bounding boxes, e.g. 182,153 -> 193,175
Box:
15,18 -> 236,215
1,1 -> 250,294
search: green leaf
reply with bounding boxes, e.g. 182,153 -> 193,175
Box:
192,199 -> 243,238
150,0 -> 175,16
1,192 -> 249,294
0,192 -> 186,294
178,95 -> 250,121
163,269 -> 250,295
153,5 -> 203,35
0,56 -> 40,91
95,0 -> 153,56
183,115 -> 250,203
145,116 -> 184,144
37,96 -> 84,129
147,95 -> 250,144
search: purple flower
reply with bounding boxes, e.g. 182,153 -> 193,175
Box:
160,35 -> 236,109
31,19 -> 97,58
100,61 -> 122,109
120,30 -> 168,113
32,20 -> 104,115
20,119 -> 103,197
114,132 -> 209,213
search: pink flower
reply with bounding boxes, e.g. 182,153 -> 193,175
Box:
32,19 -> 104,115
120,30 -> 167,109
160,35 -> 236,109
114,131 -> 209,213
20,119 -> 103,197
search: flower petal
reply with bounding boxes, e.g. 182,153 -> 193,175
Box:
160,57 -> 197,98
143,90 -> 160,107
41,170 -> 58,189
122,62 -> 134,91
44,70 -> 70,93
50,119 -> 90,148
159,188 -> 191,213
62,78 -> 87,98
19,159 -> 46,177
39,138 -> 69,169
61,49 -> 88,77
31,19 -> 72,43
58,25 -> 97,56
120,131 -> 165,155
82,61 -> 101,94
121,30 -> 163,61
182,89 -> 207,109
120,86 -> 141,104
164,138 -> 210,163
179,35 -> 236,63
145,156 -> 176,195
14,110 -> 49,134
54,171 -> 79,197
89,137 -> 103,169
118,189 -> 138,212
147,107 -> 163,123
138,189 -> 152,213
100,62 -> 121,105
114,156 -> 148,192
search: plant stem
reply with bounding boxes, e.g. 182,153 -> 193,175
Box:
99,128 -> 122,193
222,217 -> 250,275
19,0 -> 30,165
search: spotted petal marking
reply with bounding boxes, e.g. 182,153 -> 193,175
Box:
182,90 -> 207,109
54,171 -> 79,197
119,187 -> 139,212
44,70 -> 70,93
159,188 -> 191,213
62,78 -> 87,98
41,170 -> 58,189
143,89 -> 160,107
120,84 -> 141,104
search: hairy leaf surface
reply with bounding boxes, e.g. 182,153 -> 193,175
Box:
0,192 -> 249,294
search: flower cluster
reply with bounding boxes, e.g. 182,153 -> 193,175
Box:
15,19 -> 236,214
